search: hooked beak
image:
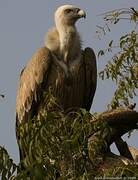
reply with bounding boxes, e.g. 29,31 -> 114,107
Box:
78,9 -> 86,18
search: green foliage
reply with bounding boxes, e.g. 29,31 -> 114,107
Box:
97,8 -> 138,109
16,94 -> 95,179
1,106 -> 138,179
0,147 -> 17,180
103,164 -> 138,178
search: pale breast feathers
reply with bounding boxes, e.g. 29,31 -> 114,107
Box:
45,27 -> 60,55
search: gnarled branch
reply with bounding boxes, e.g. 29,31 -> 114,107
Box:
88,108 -> 138,165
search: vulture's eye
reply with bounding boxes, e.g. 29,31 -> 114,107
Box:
65,9 -> 73,14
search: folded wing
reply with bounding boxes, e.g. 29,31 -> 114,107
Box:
83,47 -> 97,111
16,47 -> 52,124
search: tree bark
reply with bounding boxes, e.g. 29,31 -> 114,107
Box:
88,108 -> 138,168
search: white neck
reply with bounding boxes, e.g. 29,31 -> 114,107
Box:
56,22 -> 78,62
58,24 -> 76,47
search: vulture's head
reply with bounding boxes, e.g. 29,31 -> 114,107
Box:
55,5 -> 86,27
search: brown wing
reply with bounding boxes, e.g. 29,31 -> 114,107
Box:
16,47 -> 52,124
83,47 -> 97,111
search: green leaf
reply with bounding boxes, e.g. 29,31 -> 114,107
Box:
99,71 -> 105,80
98,50 -> 105,57
109,40 -> 113,47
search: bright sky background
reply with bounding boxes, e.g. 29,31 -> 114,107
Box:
0,0 -> 138,164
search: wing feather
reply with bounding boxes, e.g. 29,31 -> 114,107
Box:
16,47 -> 52,123
83,47 -> 97,111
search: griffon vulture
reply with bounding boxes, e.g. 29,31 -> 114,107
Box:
16,5 -> 97,126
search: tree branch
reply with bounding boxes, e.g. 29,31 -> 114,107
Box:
88,108 -> 138,164
100,108 -> 138,141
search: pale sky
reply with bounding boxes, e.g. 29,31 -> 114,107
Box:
0,0 -> 137,163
